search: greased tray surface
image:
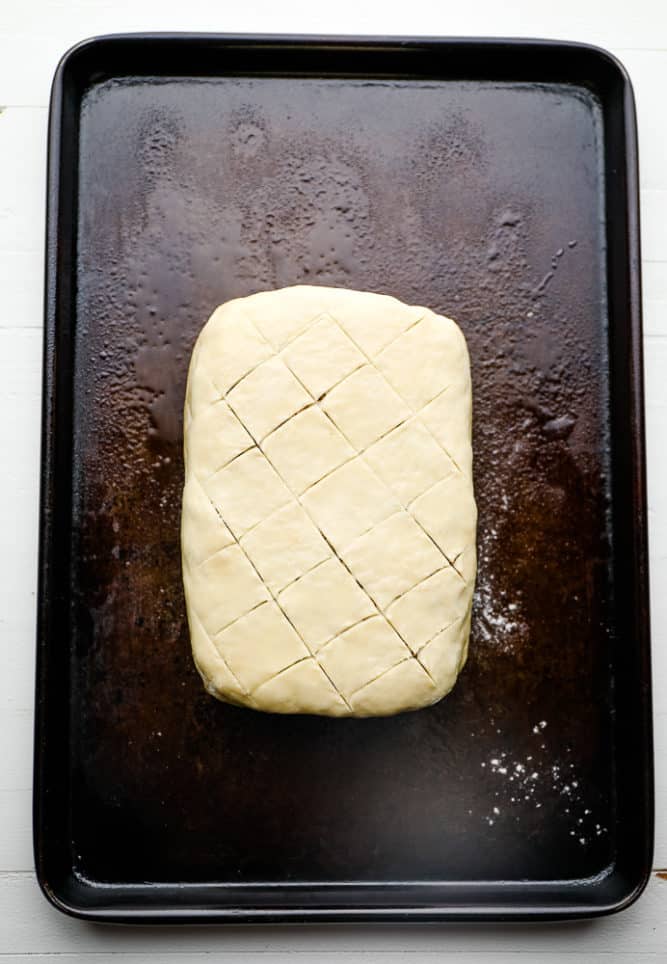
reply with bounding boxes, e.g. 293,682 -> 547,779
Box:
35,34 -> 652,920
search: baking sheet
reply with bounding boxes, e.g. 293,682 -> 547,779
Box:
34,34 -> 652,920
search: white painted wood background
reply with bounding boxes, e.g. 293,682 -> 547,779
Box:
1,0 -> 665,958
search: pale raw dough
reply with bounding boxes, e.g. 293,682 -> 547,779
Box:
182,285 -> 476,717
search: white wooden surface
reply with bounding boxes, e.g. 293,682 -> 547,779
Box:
1,0 -> 666,958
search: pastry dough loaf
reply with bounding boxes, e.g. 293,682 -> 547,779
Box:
182,286 -> 476,717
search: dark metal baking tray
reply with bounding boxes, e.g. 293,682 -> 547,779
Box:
35,33 -> 653,922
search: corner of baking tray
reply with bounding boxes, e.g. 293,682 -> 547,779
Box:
49,34 -> 106,95
560,39 -> 636,90
591,861 -> 655,920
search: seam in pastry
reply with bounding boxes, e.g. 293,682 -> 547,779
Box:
380,563 -> 449,611
312,660 -> 354,712
217,355 -> 269,399
248,655 -> 313,696
315,614 -> 378,656
416,613 -> 465,658
347,656 -> 411,700
257,401 -> 316,444
202,441 -> 257,481
291,449 -> 358,497
209,599 -> 270,639
312,360 -> 367,401
414,410 -> 464,475
367,311 -> 427,357
274,553 -> 336,597
191,609 -> 253,701
411,652 -> 438,688
239,302 -> 331,353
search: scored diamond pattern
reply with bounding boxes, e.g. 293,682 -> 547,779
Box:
320,364 -> 411,450
182,286 -> 476,717
262,406 -> 355,495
